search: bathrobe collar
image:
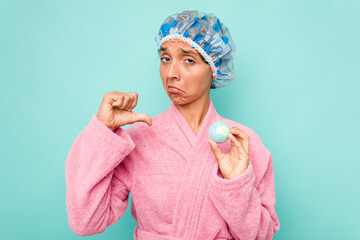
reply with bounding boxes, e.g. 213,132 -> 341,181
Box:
165,98 -> 222,237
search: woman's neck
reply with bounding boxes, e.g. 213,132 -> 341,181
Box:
174,96 -> 210,136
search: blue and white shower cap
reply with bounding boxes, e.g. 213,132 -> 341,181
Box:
155,10 -> 236,89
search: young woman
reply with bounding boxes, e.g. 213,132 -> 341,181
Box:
65,10 -> 280,240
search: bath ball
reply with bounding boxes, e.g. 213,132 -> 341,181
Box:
209,121 -> 231,143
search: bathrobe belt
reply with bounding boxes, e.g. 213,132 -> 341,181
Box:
135,225 -> 233,240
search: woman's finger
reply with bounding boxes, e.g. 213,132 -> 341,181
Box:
121,94 -> 132,110
228,132 -> 241,148
230,127 -> 249,140
128,92 -> 138,111
230,127 -> 250,154
120,95 -> 129,110
228,134 -> 242,157
114,95 -> 125,108
228,133 -> 247,154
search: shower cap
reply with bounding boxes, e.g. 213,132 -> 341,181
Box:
155,10 -> 236,89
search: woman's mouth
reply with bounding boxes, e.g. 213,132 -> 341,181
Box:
168,85 -> 183,93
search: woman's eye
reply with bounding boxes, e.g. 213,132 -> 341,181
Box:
161,57 -> 169,62
185,59 -> 195,63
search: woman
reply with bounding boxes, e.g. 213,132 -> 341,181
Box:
65,10 -> 280,239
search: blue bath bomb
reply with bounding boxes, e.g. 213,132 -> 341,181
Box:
209,121 -> 231,143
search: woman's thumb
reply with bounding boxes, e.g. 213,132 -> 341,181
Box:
132,112 -> 152,126
208,139 -> 223,161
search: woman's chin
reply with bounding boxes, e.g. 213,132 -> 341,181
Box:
168,95 -> 187,105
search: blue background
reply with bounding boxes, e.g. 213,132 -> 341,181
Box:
1,0 -> 359,239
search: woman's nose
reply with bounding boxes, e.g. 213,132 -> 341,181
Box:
167,61 -> 180,80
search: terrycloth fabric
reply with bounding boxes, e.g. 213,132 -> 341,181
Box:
65,98 -> 280,239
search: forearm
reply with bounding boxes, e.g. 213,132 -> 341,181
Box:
65,114 -> 135,235
209,158 -> 280,240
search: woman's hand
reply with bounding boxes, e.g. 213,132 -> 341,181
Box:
208,127 -> 250,180
97,91 -> 152,131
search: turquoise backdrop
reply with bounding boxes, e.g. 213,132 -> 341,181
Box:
1,0 -> 359,239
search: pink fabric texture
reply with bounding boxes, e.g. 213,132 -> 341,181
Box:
65,98 -> 280,239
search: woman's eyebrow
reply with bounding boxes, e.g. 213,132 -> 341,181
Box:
181,48 -> 197,56
159,47 -> 198,57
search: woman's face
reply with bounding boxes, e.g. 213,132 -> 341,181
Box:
159,39 -> 213,105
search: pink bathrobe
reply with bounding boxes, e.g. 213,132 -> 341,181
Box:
65,99 -> 280,239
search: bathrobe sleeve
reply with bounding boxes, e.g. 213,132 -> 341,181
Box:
65,114 -> 135,236
208,133 -> 280,240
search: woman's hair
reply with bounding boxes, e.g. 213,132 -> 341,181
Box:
155,10 -> 236,89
